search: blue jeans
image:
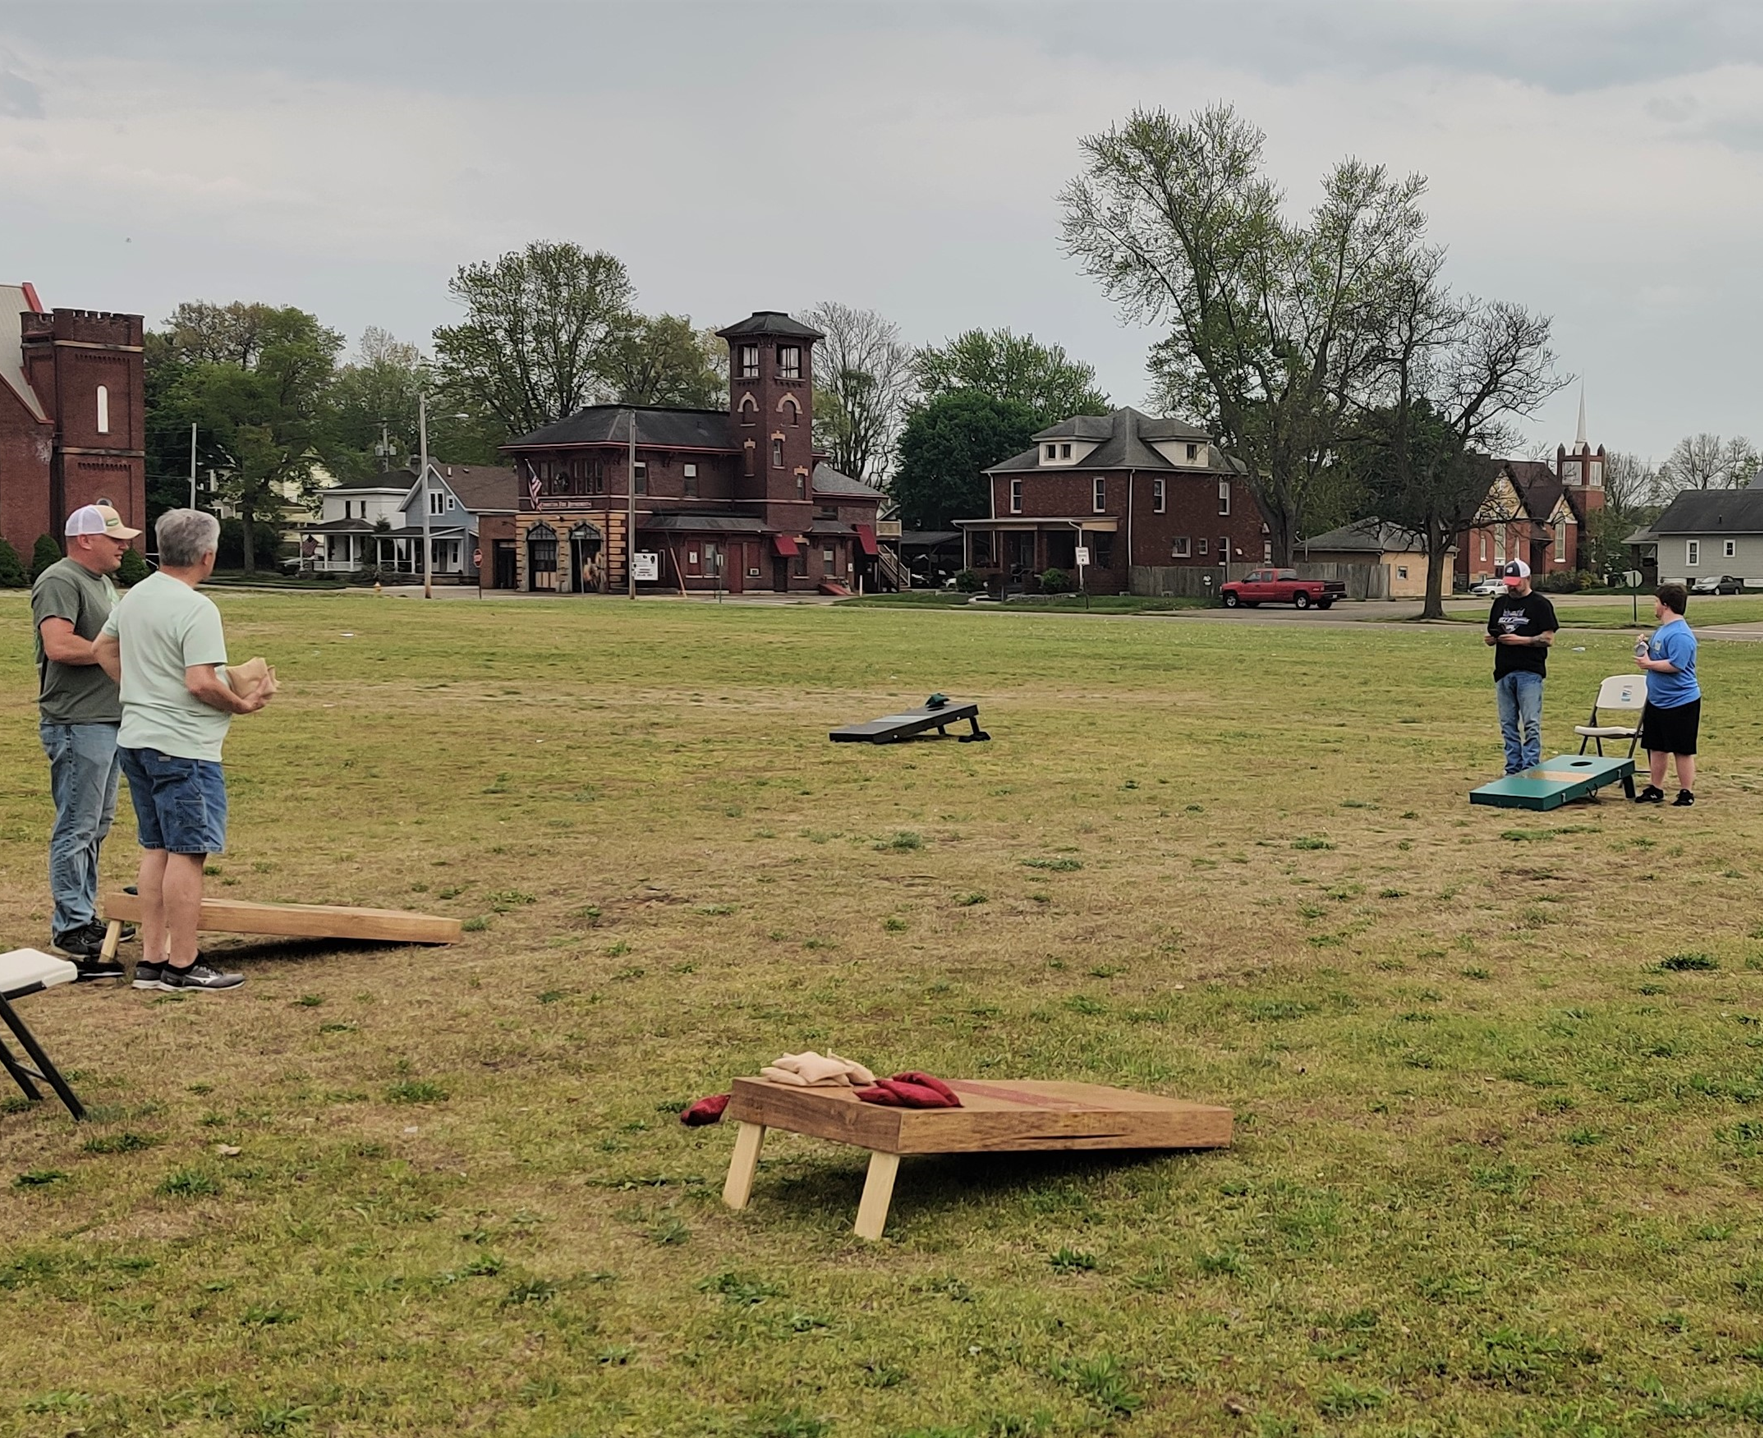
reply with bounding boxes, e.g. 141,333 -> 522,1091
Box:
119,747 -> 228,856
40,721 -> 122,940
1495,672 -> 1545,774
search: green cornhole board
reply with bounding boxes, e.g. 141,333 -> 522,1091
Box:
1470,753 -> 1635,810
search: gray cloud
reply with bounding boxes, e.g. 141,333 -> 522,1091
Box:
0,67 -> 44,118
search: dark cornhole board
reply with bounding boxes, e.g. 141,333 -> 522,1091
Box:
831,701 -> 989,744
1470,753 -> 1635,810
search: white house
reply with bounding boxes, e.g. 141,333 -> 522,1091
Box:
301,463 -> 516,581
1626,474 -> 1763,587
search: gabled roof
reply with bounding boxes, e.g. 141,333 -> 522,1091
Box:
811,461 -> 884,501
988,407 -> 1242,475
1,282 -> 48,423
424,464 -> 518,514
715,310 -> 824,341
1302,518 -> 1431,554
1646,487 -> 1763,535
507,404 -> 735,451
326,470 -> 412,492
1501,459 -> 1565,522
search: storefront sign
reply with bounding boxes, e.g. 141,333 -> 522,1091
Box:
631,552 -> 660,581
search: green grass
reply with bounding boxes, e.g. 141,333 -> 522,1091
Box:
840,590 -> 1205,612
1,592 -> 1761,1434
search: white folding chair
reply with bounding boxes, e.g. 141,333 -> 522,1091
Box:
1575,674 -> 1644,758
0,949 -> 86,1120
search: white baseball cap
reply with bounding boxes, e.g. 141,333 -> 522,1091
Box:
65,503 -> 142,540
1499,559 -> 1531,586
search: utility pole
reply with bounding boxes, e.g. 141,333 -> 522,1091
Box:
188,423 -> 198,508
419,391 -> 432,600
626,408 -> 637,600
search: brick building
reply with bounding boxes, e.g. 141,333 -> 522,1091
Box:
959,408 -> 1265,594
486,311 -> 884,594
1,284 -> 147,563
1456,399 -> 1606,585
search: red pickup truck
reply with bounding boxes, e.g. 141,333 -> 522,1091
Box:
1220,568 -> 1347,610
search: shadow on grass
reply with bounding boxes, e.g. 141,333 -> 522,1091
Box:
194,934 -> 425,967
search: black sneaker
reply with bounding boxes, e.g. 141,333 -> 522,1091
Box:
50,927 -> 103,961
102,920 -> 139,944
156,962 -> 244,992
71,956 -> 127,982
1673,790 -> 1695,806
132,959 -> 165,990
1635,785 -> 1665,804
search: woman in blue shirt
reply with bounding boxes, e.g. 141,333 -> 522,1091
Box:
1634,582 -> 1700,805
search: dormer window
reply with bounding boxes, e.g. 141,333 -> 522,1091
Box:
739,345 -> 760,379
1060,444 -> 1071,459
1186,443 -> 1198,461
777,345 -> 801,379
1044,445 -> 1057,462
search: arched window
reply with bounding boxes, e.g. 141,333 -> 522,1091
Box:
739,393 -> 758,426
779,394 -> 801,428
96,385 -> 110,435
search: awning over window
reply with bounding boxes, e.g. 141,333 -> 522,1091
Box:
771,534 -> 800,557
854,523 -> 879,556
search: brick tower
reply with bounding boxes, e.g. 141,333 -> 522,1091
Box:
716,311 -> 823,530
1556,388 -> 1606,516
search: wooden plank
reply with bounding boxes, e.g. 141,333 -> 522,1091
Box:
722,1122 -> 766,1210
852,1151 -> 900,1240
1469,754 -> 1634,811
830,702 -> 979,744
725,1077 -> 1232,1156
102,892 -> 460,945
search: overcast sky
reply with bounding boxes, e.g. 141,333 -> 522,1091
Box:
2,0 -> 1759,462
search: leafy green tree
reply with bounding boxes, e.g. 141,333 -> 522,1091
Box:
801,302 -> 914,485
432,241 -> 636,437
0,536 -> 28,587
31,534 -> 62,581
913,328 -> 1108,427
321,328 -> 504,478
1062,102 -> 1430,564
603,314 -> 726,409
892,391 -> 1040,530
152,302 -> 343,572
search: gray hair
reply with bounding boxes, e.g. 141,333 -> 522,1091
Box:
157,508 -> 222,568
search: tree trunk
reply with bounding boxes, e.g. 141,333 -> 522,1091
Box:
1421,524 -> 1449,621
239,505 -> 256,575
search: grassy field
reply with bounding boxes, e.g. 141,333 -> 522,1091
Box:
2,594 -> 1761,1438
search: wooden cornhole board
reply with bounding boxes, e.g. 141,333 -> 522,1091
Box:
100,892 -> 461,959
830,700 -> 989,744
722,1076 -> 1232,1240
1469,753 -> 1635,811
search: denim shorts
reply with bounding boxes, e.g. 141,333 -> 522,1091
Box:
119,747 -> 228,856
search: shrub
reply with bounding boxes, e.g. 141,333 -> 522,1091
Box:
954,568 -> 982,593
1039,566 -> 1073,594
1537,568 -> 1598,593
30,535 -> 62,581
0,536 -> 27,587
117,548 -> 150,586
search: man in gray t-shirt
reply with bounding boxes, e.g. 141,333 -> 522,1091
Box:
31,503 -> 141,973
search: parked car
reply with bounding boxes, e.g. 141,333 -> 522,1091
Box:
1468,577 -> 1505,597
1690,574 -> 1744,595
1220,568 -> 1348,610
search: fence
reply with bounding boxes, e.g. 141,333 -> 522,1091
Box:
1129,561 -> 1390,601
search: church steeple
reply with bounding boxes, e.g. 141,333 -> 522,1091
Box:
1556,386 -> 1604,513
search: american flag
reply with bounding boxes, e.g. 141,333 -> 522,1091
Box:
526,463 -> 541,501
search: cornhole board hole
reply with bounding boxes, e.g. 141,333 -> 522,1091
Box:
99,892 -> 462,960
0,948 -> 85,1120
721,1076 -> 1232,1240
830,701 -> 989,744
1469,753 -> 1635,811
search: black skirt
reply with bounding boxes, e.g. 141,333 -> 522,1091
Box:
1641,698 -> 1700,755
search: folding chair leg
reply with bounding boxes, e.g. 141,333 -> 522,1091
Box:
0,1035 -> 43,1102
0,996 -> 85,1121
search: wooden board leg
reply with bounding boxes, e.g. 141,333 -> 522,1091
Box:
722,1122 -> 766,1211
100,920 -> 122,962
853,1150 -> 900,1241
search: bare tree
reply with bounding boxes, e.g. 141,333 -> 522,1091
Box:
1062,103 -> 1429,564
1601,450 -> 1660,517
1657,433 -> 1761,492
800,301 -> 914,486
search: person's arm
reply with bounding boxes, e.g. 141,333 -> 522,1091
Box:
93,630 -> 122,683
185,664 -> 274,715
38,616 -> 98,665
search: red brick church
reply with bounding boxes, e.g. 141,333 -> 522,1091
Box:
1456,395 -> 1606,585
485,311 -> 885,594
1,283 -> 147,561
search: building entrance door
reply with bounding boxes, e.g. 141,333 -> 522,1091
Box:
569,523 -> 603,593
493,540 -> 516,589
1007,530 -> 1037,584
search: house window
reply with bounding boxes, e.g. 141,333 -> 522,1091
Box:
1009,479 -> 1022,514
739,394 -> 758,426
1044,445 -> 1057,462
1725,539 -> 1736,558
1060,443 -> 1071,459
772,438 -> 784,469
1397,565 -> 1409,580
446,495 -> 455,512
1220,536 -> 1231,563
1263,541 -> 1273,562
1186,443 -> 1198,461
429,490 -> 445,515
1218,479 -> 1230,516
96,385 -> 110,435
683,463 -> 698,498
777,346 -> 801,379
744,441 -> 755,477
1555,520 -> 1566,560
1152,478 -> 1165,513
633,460 -> 647,495
782,396 -> 801,426
1197,538 -> 1208,556
1094,533 -> 1114,569
739,345 -> 760,379
1687,539 -> 1699,567
795,471 -> 807,498
1173,536 -> 1190,558
1092,477 -> 1105,513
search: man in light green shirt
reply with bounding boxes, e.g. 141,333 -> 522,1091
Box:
95,509 -> 276,992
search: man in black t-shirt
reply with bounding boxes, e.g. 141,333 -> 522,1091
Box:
1483,559 -> 1558,774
